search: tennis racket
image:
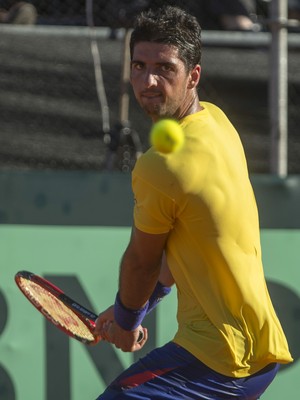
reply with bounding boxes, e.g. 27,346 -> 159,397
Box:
15,270 -> 144,345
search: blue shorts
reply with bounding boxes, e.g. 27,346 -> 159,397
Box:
96,342 -> 280,400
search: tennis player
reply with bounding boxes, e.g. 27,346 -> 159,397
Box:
94,5 -> 293,399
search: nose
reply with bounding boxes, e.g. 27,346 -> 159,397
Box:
144,70 -> 158,88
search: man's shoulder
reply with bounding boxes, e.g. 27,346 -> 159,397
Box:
133,148 -> 182,194
133,148 -> 171,181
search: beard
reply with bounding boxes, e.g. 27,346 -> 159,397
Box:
139,98 -> 179,121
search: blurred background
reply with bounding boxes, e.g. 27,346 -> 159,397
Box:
0,0 -> 299,174
0,2 -> 300,400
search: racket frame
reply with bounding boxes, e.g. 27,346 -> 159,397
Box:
15,270 -> 99,345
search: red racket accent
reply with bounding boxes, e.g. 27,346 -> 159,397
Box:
15,271 -> 100,345
15,270 -> 144,345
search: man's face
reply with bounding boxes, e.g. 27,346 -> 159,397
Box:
130,42 -> 197,121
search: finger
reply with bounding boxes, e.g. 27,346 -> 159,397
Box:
137,329 -> 144,343
130,327 -> 148,352
94,317 -> 113,337
103,321 -> 114,341
94,316 -> 106,335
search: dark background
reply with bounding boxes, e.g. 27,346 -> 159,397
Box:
0,0 -> 299,174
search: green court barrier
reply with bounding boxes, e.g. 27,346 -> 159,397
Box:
0,172 -> 299,399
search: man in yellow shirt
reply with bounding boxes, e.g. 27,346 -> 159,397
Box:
95,5 -> 292,399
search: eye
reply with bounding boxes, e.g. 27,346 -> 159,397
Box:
131,62 -> 144,70
161,64 -> 173,73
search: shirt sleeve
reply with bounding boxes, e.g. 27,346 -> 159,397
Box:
132,173 -> 176,234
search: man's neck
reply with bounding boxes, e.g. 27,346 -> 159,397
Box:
177,94 -> 202,120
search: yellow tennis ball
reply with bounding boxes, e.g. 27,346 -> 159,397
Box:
150,119 -> 184,154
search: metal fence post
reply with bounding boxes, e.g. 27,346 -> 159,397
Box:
269,0 -> 288,177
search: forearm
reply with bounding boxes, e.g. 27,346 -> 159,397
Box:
118,249 -> 175,319
118,242 -> 161,309
114,227 -> 169,331
158,252 -> 175,287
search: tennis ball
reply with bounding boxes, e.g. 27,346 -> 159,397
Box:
150,119 -> 184,154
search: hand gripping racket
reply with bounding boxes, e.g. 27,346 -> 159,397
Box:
15,271 -> 144,345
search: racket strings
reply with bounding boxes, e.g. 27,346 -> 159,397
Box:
19,278 -> 94,342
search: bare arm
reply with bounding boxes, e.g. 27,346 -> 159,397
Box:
119,226 -> 169,309
158,252 -> 175,287
94,226 -> 170,351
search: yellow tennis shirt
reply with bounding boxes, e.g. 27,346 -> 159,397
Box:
132,102 -> 293,378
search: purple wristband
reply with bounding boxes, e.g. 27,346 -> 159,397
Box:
114,292 -> 149,331
147,281 -> 172,314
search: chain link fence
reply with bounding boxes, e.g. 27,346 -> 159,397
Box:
19,1 -> 271,28
0,1 -> 299,173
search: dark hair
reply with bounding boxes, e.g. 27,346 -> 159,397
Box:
130,6 -> 202,70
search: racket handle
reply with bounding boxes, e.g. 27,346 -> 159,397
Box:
137,329 -> 144,343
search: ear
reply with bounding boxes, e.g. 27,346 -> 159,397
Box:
187,65 -> 201,89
